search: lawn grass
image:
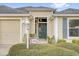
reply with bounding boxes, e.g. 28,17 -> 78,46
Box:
56,43 -> 79,53
8,43 -> 79,56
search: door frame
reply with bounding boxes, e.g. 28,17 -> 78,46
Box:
35,17 -> 47,39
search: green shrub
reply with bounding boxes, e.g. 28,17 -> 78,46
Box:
47,36 -> 53,44
72,39 -> 79,45
22,34 -> 26,42
29,33 -> 35,38
57,39 -> 66,43
57,43 -> 79,53
8,44 -> 78,56
47,36 -> 55,44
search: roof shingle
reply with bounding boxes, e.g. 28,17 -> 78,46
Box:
17,6 -> 55,12
55,8 -> 79,14
0,5 -> 29,14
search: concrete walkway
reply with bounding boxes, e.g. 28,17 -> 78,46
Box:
0,44 -> 12,56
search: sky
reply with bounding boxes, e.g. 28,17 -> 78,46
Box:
0,3 -> 79,11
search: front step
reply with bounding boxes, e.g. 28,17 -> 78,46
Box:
30,39 -> 47,44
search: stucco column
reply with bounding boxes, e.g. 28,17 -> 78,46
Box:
20,18 -> 23,43
33,17 -> 35,34
54,17 -> 58,43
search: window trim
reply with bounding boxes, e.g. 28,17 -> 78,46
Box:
68,19 -> 79,38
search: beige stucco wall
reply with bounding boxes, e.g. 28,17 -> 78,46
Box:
57,17 -> 63,39
30,11 -> 54,37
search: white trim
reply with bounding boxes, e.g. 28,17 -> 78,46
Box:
54,14 -> 79,16
34,17 -> 36,36
26,31 -> 29,49
67,18 -> 69,39
38,22 -> 47,23
0,18 -> 22,19
35,18 -> 38,38
54,17 -> 58,43
0,14 -> 30,16
68,17 -> 79,20
37,23 -> 38,38
35,17 -> 38,38
68,19 -> 79,39
35,17 -> 47,39
25,17 -> 30,49
20,18 -> 23,43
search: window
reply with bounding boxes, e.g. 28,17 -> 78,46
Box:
39,18 -> 47,22
69,20 -> 79,37
35,17 -> 47,22
69,29 -> 79,36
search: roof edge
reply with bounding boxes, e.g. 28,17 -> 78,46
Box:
0,14 -> 30,16
53,14 -> 79,16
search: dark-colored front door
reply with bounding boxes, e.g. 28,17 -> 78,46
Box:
38,23 -> 47,39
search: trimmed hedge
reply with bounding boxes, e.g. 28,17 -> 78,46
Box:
57,43 -> 79,53
57,39 -> 66,43
8,44 -> 78,56
72,39 -> 79,45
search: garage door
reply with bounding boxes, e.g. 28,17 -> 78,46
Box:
0,19 -> 20,44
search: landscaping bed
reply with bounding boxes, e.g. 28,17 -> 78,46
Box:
8,43 -> 79,56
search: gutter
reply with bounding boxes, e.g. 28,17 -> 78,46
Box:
53,14 -> 79,17
0,14 -> 30,16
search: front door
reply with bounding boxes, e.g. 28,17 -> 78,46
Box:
38,23 -> 47,39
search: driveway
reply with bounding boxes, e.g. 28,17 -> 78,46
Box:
0,44 -> 12,56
